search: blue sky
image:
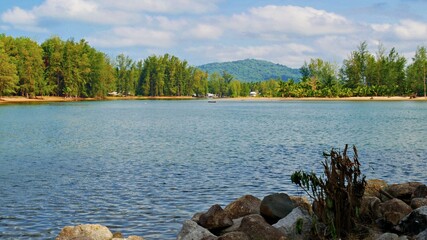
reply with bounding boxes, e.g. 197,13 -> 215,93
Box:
1,0 -> 427,68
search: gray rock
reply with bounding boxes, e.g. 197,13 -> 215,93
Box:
386,182 -> 424,202
412,184 -> 427,198
260,193 -> 296,224
191,212 -> 204,223
361,196 -> 382,221
398,206 -> 427,236
56,224 -> 113,240
289,196 -> 312,214
414,228 -> 427,240
273,207 -> 312,240
376,232 -> 399,240
380,198 -> 412,225
217,232 -> 250,240
224,195 -> 261,219
238,214 -> 286,240
219,217 -> 243,235
177,220 -> 217,240
199,204 -> 233,230
411,198 -> 427,209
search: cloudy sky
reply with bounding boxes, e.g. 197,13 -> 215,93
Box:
1,0 -> 427,68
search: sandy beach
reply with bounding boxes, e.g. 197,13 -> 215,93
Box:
0,95 -> 426,104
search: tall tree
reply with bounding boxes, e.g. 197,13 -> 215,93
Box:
41,36 -> 64,96
341,41 -> 373,88
14,37 -> 44,98
0,40 -> 18,97
407,46 -> 427,97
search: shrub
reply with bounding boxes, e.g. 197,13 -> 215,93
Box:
291,145 -> 366,239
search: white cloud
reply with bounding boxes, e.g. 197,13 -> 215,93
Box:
393,19 -> 427,40
99,0 -> 219,14
186,24 -> 223,40
87,27 -> 175,48
1,6 -> 47,32
227,5 -> 355,38
2,7 -> 37,25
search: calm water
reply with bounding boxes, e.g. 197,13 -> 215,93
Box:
0,100 -> 426,239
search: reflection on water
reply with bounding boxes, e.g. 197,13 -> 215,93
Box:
0,100 -> 426,239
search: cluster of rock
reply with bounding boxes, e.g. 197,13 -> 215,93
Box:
55,224 -> 144,240
177,180 -> 427,240
361,180 -> 427,239
54,180 -> 426,240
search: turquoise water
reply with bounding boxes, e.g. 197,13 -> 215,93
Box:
0,100 -> 426,239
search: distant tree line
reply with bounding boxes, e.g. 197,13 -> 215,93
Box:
1,35 -> 426,98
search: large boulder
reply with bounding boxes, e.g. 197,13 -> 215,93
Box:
199,204 -> 233,230
273,207 -> 312,240
414,228 -> 427,240
411,198 -> 427,209
177,220 -> 217,240
375,232 -> 399,240
217,232 -> 250,240
260,193 -> 296,224
289,196 -> 312,214
56,224 -> 113,240
238,214 -> 286,240
386,182 -> 424,202
398,206 -> 427,236
379,198 -> 412,225
219,217 -> 243,235
224,195 -> 261,219
360,196 -> 382,222
365,179 -> 388,198
412,184 -> 427,199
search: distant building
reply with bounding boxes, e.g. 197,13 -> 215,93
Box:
207,93 -> 215,98
108,91 -> 118,96
250,91 -> 257,97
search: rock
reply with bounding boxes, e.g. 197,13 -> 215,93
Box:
199,204 -> 233,230
376,232 -> 399,240
380,198 -> 412,225
414,228 -> 427,240
273,207 -> 312,240
412,184 -> 427,198
191,212 -> 204,222
238,214 -> 286,240
260,193 -> 296,224
398,206 -> 427,236
361,196 -> 382,221
113,236 -> 144,240
224,195 -> 261,219
411,198 -> 427,209
201,236 -> 217,240
386,182 -> 424,202
217,232 -> 250,240
112,232 -> 123,238
289,196 -> 312,214
365,179 -> 388,198
219,217 -> 243,235
56,224 -> 113,240
177,220 -> 217,240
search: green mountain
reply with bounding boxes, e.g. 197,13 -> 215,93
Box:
197,59 -> 301,82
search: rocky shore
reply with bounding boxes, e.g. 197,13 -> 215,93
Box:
55,180 -> 427,240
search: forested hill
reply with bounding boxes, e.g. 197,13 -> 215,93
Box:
197,59 -> 301,82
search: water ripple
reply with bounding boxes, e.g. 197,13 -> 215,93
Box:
0,100 -> 426,239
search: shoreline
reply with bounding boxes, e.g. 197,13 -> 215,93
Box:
1,95 -> 426,105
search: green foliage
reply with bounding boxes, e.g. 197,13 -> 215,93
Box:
1,33 -> 427,99
137,54 -> 207,97
198,59 -> 301,82
0,40 -> 18,97
291,145 -> 366,239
